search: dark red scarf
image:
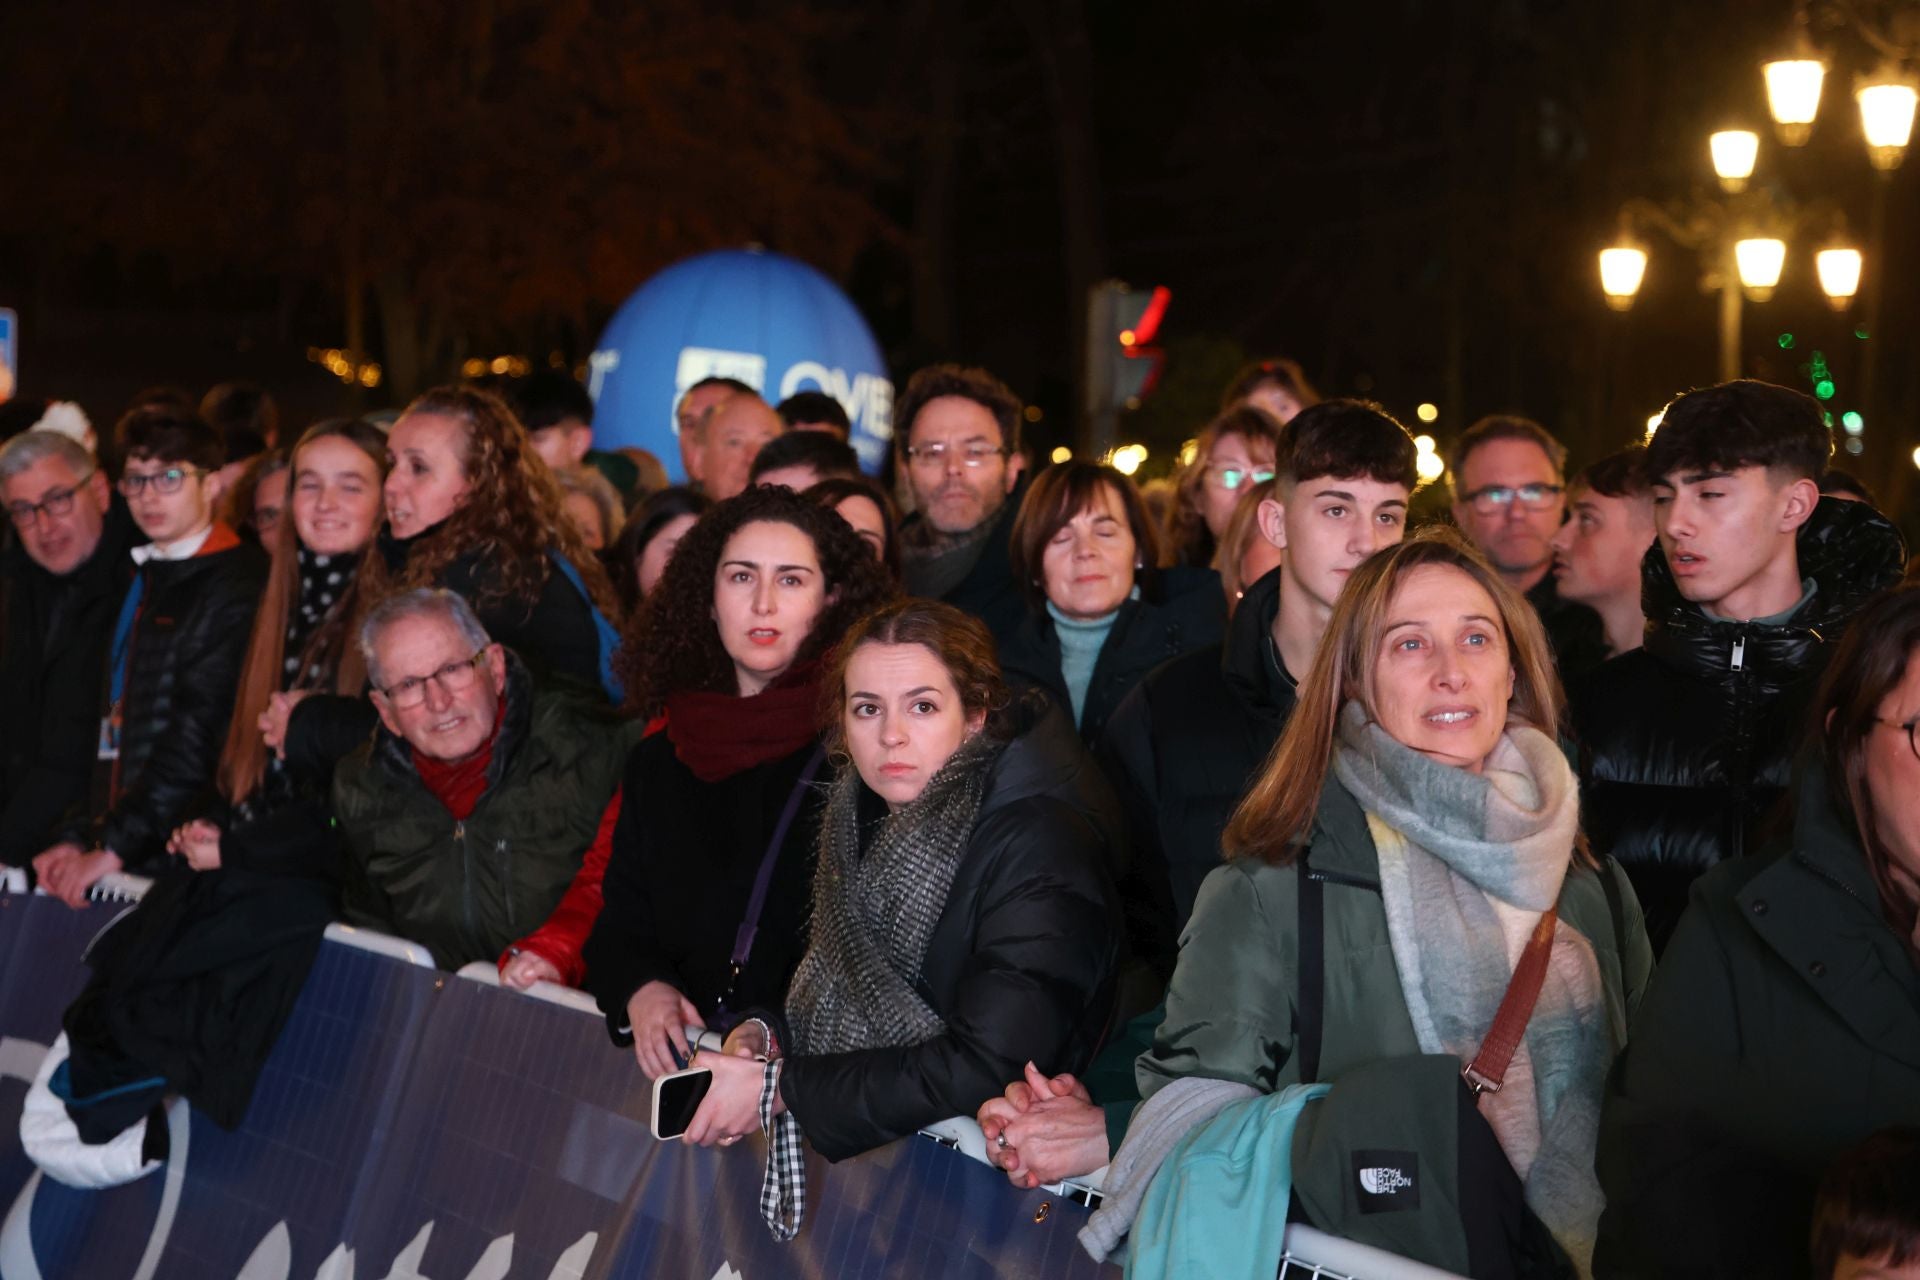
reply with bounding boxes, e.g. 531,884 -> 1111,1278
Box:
664,662 -> 822,783
412,695 -> 507,820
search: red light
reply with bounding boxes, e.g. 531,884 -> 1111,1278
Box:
1132,287 -> 1171,346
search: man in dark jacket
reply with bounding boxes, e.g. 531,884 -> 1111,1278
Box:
894,364 -> 1027,646
1574,379 -> 1904,952
1099,400 -> 1419,982
35,405 -> 267,905
1448,415 -> 1609,683
0,430 -> 135,867
332,588 -> 629,970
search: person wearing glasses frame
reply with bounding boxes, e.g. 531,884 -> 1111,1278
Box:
0,429 -> 137,871
1448,415 -> 1608,683
894,364 -> 1030,646
32,404 -> 268,908
1598,583 -> 1920,1277
1162,405 -> 1283,571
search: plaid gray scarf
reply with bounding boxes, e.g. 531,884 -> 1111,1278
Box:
785,732 -> 1005,1056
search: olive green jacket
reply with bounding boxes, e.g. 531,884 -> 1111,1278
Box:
1596,763 -> 1920,1279
1136,775 -> 1653,1101
332,658 -> 636,969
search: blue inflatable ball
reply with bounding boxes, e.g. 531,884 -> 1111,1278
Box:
587,247 -> 894,480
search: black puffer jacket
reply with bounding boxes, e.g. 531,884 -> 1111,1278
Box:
1096,566 -> 1298,980
1572,497 -> 1903,951
66,526 -> 268,871
999,566 -> 1226,746
776,695 -> 1121,1161
0,501 -> 137,865
898,482 -> 1027,649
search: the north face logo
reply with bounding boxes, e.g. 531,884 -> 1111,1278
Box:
1353,1149 -> 1420,1213
1358,1166 -> 1414,1195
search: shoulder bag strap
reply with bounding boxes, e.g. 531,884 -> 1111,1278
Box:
723,745 -> 828,1006
1460,907 -> 1558,1097
1295,850 -> 1325,1085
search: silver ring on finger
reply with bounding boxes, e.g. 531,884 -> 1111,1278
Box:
996,1132 -> 1008,1151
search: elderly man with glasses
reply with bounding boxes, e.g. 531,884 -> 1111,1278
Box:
1447,414 -> 1607,682
329,588 -> 632,974
0,429 -> 138,872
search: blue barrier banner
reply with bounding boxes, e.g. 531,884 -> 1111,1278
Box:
0,893 -> 1119,1279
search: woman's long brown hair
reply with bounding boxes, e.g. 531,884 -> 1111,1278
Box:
1811,584 -> 1920,957
1222,526 -> 1579,866
217,419 -> 389,804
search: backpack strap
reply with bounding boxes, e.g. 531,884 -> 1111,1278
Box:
548,552 -> 624,702
1295,850 -> 1325,1086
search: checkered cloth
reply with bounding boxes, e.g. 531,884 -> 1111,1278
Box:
760,1060 -> 804,1241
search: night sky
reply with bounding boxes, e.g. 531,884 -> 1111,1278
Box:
1,0 -> 1913,512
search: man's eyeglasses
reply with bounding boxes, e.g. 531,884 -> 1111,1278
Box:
1462,483 -> 1564,516
1207,465 -> 1275,492
1876,717 -> 1920,763
6,468 -> 96,528
378,649 -> 489,709
903,442 -> 1010,471
117,466 -> 209,497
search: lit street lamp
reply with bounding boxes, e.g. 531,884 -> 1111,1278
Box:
1734,237 -> 1788,301
1857,69 -> 1919,170
1710,130 -> 1760,192
1598,245 -> 1648,310
1764,50 -> 1827,145
1815,246 -> 1864,308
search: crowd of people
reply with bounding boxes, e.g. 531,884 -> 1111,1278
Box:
2,359 -> 1918,1279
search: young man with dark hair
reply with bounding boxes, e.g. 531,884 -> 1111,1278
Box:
775,389 -> 852,439
1549,445 -> 1657,660
1449,413 -> 1608,680
748,429 -> 860,491
893,363 -> 1028,643
514,370 -> 639,501
1574,379 -> 1905,951
1102,399 -> 1420,975
32,404 -> 268,907
0,430 -> 136,869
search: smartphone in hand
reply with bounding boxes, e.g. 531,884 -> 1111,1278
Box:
651,1066 -> 715,1141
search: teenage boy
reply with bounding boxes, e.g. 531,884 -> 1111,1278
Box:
33,405 -> 268,907
516,371 -> 640,503
1574,379 -> 1904,951
1548,445 -> 1658,662
1100,399 -> 1420,976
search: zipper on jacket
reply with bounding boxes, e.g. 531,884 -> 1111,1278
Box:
454,820 -> 474,940
1730,636 -> 1746,671
498,838 -> 515,931
1791,851 -> 1881,918
1306,866 -> 1383,894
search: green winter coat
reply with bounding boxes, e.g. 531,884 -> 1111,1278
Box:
332,657 -> 636,969
1596,762 -> 1920,1280
1137,775 -> 1653,1100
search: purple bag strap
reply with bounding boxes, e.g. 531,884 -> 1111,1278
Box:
730,745 -> 827,974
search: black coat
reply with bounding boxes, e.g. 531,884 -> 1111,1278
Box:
1572,497 -> 1904,952
284,529 -> 608,776
0,501 -> 136,865
584,734 -> 829,1041
64,527 -> 269,872
1596,760 -> 1920,1278
998,566 -> 1226,747
1096,566 -> 1298,980
1525,571 -> 1609,686
776,697 -> 1122,1161
898,484 -> 1027,649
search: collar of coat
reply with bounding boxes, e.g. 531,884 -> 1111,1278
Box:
372,647 -> 535,800
1733,758 -> 1920,1070
1640,496 -> 1905,679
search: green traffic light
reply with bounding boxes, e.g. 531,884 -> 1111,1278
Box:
1778,333 -> 1795,349
1814,379 -> 1836,400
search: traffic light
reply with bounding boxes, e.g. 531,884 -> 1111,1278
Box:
1085,281 -> 1170,455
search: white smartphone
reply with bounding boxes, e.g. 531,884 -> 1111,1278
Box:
650,1066 -> 715,1142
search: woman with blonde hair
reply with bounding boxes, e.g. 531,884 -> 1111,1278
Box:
998,527 -> 1652,1274
1160,405 -> 1283,569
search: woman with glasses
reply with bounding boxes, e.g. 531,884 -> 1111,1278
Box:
998,462 -> 1223,746
583,487 -> 894,1079
221,449 -> 291,557
165,420 -> 389,872
1598,584 -> 1920,1277
1161,405 -> 1282,570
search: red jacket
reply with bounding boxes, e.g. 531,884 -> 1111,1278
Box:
500,788 -> 622,987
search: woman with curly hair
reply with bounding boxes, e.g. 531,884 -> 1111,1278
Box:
584,486 -> 895,1078
276,386 -> 622,770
